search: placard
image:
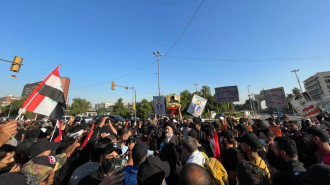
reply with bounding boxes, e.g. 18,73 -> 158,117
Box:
215,86 -> 239,103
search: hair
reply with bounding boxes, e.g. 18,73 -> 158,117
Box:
179,163 -> 211,185
0,144 -> 16,161
69,125 -> 83,133
181,136 -> 198,153
203,125 -> 215,139
188,129 -> 199,140
236,160 -> 270,185
56,137 -> 77,154
275,137 -> 298,158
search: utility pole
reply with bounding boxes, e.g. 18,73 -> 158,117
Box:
194,83 -> 198,92
291,69 -> 303,92
247,85 -> 255,117
153,51 -> 162,96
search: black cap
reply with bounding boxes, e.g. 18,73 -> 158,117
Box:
28,139 -> 60,158
265,117 -> 274,121
219,130 -> 234,140
100,126 -> 111,134
103,142 -> 122,155
237,133 -> 262,151
235,123 -> 250,134
212,121 -> 222,129
137,156 -> 170,185
252,119 -> 267,130
26,126 -> 41,139
132,142 -> 149,162
307,126 -> 330,142
16,138 -> 35,153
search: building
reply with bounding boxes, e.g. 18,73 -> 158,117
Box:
95,102 -> 114,110
304,71 -> 330,110
22,77 -> 70,101
0,95 -> 22,107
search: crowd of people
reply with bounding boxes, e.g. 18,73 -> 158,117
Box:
0,109 -> 329,185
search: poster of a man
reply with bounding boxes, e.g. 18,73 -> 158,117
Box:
187,94 -> 207,117
153,96 -> 166,115
289,92 -> 322,118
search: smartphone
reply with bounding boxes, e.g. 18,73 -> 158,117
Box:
114,158 -> 126,170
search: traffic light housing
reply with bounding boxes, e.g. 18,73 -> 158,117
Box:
132,102 -> 136,111
10,56 -> 23,72
111,81 -> 115,90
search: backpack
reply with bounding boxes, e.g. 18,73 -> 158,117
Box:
203,157 -> 229,185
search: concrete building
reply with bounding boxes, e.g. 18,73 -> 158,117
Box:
0,95 -> 22,107
304,71 -> 330,110
95,102 -> 114,110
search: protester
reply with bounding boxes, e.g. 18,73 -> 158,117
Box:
137,156 -> 170,185
267,117 -> 282,137
178,163 -> 211,185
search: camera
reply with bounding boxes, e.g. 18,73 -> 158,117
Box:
127,134 -> 140,144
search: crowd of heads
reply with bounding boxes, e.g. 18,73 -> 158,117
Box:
0,111 -> 329,185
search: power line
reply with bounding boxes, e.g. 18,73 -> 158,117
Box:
165,0 -> 206,56
166,54 -> 330,62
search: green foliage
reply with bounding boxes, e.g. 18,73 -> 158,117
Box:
0,98 -> 34,117
96,107 -> 108,115
234,100 -> 257,111
70,98 -> 91,116
180,90 -> 193,113
113,98 -> 130,118
136,99 -> 153,118
292,87 -> 301,96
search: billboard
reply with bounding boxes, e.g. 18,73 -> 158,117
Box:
264,87 -> 287,108
165,95 -> 181,114
153,96 -> 166,115
289,92 -> 322,118
187,94 -> 207,117
215,86 -> 239,103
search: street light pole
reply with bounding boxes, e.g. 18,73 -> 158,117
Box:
194,83 -> 198,92
153,51 -> 162,96
291,69 -> 303,92
247,85 -> 255,117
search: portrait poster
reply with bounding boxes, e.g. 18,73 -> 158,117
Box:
289,92 -> 322,118
264,87 -> 287,108
215,86 -> 239,103
153,96 -> 166,115
165,95 -> 181,114
187,94 -> 207,117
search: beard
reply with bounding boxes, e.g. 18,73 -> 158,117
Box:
165,132 -> 173,139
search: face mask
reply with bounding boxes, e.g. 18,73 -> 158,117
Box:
0,161 -> 15,174
260,139 -> 267,146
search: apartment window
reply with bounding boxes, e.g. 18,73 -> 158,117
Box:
326,79 -> 330,83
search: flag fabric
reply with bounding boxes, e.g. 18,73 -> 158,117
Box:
210,130 -> 221,161
52,120 -> 62,143
81,130 -> 93,150
22,65 -> 66,119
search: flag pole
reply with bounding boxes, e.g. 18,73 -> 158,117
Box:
15,92 -> 39,120
50,120 -> 57,141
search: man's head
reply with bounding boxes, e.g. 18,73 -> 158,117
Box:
219,130 -> 235,146
235,123 -> 250,137
137,156 -> 170,185
238,133 -> 262,154
239,118 -> 249,126
0,144 -> 16,174
289,121 -> 301,133
304,126 -> 330,150
132,142 -> 149,165
196,100 -> 201,106
164,122 -> 175,139
272,137 -> 298,162
157,99 -> 161,104
101,142 -> 122,174
259,128 -> 275,146
181,136 -> 198,162
266,117 -> 276,126
179,163 -> 211,185
100,126 -> 111,138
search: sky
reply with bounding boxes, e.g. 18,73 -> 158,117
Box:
1,0 -> 330,107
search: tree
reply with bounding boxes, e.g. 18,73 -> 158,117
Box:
96,107 -> 108,115
136,99 -> 152,118
1,98 -> 32,117
180,90 -> 193,113
292,87 -> 301,96
199,85 -> 211,97
70,98 -> 91,116
113,98 -> 130,118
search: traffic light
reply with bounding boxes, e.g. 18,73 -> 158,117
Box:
111,81 -> 115,90
10,56 -> 23,72
132,102 -> 136,111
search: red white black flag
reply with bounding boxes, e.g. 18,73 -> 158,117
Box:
51,120 -> 62,142
22,65 -> 66,119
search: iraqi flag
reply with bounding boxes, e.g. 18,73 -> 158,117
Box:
51,120 -> 62,142
22,65 -> 66,119
80,130 -> 93,150
210,130 -> 221,161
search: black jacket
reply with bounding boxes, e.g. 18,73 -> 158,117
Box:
78,167 -> 105,185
